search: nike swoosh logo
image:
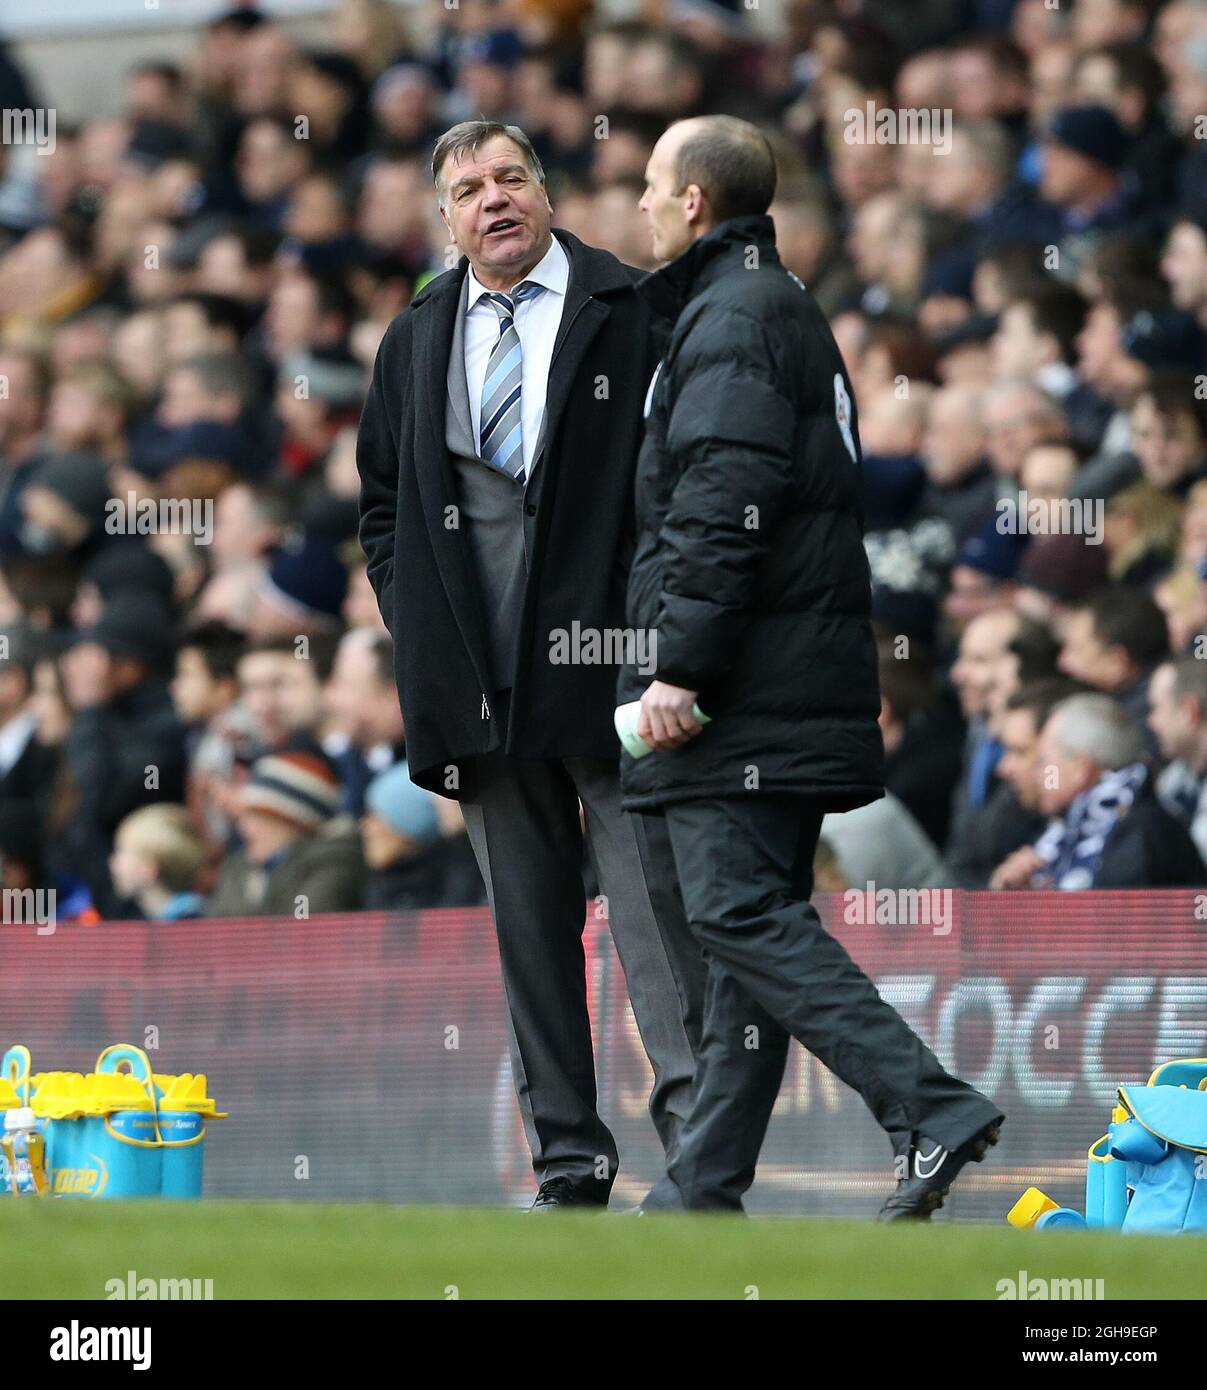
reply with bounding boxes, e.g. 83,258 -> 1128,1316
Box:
914,1144 -> 948,1180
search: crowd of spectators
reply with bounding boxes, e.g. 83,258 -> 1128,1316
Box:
0,0 -> 1205,920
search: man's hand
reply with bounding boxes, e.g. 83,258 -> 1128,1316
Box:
637,680 -> 702,752
988,845 -> 1045,891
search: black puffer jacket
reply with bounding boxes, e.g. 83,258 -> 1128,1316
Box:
618,215 -> 884,813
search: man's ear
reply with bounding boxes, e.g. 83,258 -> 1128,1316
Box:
685,183 -> 707,230
439,205 -> 454,242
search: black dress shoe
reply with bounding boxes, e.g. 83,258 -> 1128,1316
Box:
528,1176 -> 608,1212
877,1117 -> 1004,1222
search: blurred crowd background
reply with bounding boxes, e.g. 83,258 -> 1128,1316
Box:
0,0 -> 1205,922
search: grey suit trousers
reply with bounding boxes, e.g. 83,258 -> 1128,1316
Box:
460,748 -> 703,1199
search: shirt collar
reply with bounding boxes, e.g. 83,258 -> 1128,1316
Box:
466,235 -> 568,312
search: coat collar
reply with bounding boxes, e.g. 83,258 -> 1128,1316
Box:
638,214 -> 781,321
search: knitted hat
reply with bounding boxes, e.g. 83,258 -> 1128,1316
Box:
861,453 -> 927,532
1044,105 -> 1127,171
262,535 -> 348,621
1121,310 -> 1207,371
1018,532 -> 1110,600
871,585 -> 938,650
84,542 -> 175,603
933,313 -> 999,352
239,749 -> 340,833
955,516 -> 1030,581
364,761 -> 440,843
126,119 -> 194,171
76,592 -> 176,672
301,494 -> 361,546
30,451 -> 111,526
304,50 -> 367,95
458,29 -> 523,69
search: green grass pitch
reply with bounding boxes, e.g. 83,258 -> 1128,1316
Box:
1,1201 -> 1204,1299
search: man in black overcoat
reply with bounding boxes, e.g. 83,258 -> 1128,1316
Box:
357,121 -> 701,1209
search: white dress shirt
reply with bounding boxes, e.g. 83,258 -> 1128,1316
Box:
464,235 -> 569,478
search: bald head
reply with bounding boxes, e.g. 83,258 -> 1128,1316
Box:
669,115 -> 777,223
641,115 -> 778,261
924,382 -> 988,484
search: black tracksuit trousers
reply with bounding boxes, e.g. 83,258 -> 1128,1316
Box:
642,795 -> 1003,1211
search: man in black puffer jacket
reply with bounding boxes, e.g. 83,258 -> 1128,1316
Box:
620,116 -> 1004,1219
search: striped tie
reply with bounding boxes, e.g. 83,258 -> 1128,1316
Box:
478,281 -> 545,483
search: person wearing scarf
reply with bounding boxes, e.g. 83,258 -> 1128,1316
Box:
990,692 -> 1205,889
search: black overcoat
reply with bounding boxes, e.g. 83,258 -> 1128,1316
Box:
357,230 -> 664,796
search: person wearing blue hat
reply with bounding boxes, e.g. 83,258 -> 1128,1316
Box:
248,533 -> 349,638
942,514 -> 1031,631
360,760 -> 487,911
1045,104 -> 1129,186
1120,309 -> 1207,376
360,761 -> 442,910
1040,103 -> 1155,278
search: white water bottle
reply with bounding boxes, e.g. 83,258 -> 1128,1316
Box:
614,700 -> 711,759
2,1107 -> 48,1196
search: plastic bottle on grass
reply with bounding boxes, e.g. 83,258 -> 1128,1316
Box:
2,1106 -> 48,1196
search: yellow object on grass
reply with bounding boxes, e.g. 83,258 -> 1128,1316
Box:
1007,1186 -> 1060,1230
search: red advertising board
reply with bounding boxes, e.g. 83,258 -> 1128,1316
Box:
1,890 -> 1203,1218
